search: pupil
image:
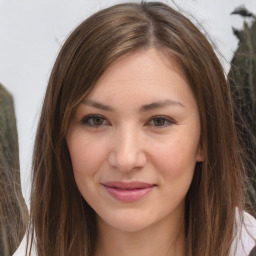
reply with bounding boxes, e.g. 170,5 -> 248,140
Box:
93,117 -> 103,125
154,118 -> 164,126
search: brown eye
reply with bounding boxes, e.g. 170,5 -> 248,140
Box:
153,117 -> 165,126
149,116 -> 174,127
91,116 -> 104,125
82,115 -> 108,127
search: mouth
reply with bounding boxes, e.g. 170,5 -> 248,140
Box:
102,181 -> 156,202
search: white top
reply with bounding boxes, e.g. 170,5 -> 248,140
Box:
13,211 -> 256,256
231,211 -> 256,255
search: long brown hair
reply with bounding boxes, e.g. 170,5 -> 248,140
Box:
28,2 -> 248,255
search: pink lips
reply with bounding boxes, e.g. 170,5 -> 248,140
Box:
102,181 -> 155,202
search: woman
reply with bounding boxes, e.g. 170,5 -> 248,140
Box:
25,2 -> 256,256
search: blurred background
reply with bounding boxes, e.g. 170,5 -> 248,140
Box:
0,0 -> 255,204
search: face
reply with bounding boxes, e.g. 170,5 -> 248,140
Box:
66,48 -> 204,234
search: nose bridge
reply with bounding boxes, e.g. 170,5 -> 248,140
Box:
109,124 -> 146,171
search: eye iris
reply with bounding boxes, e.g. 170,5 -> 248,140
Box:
92,116 -> 104,125
153,118 -> 165,126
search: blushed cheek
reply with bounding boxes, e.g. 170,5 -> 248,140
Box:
69,145 -> 98,198
70,145 -> 101,176
154,142 -> 196,177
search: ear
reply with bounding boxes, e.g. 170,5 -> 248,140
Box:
195,144 -> 204,162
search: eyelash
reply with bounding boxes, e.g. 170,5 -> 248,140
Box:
81,114 -> 175,128
81,114 -> 109,127
147,115 -> 175,128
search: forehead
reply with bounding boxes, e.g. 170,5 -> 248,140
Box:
83,48 -> 197,110
96,47 -> 186,85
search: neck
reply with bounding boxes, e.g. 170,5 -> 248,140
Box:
94,215 -> 185,256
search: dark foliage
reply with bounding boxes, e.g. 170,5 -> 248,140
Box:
228,8 -> 256,216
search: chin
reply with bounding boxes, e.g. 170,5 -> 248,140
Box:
97,209 -> 156,233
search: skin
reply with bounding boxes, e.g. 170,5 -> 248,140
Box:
66,48 -> 204,256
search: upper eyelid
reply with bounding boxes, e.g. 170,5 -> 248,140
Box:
80,114 -> 175,125
148,115 -> 175,122
81,114 -> 104,121
81,114 -> 109,125
82,114 -> 105,118
146,115 -> 176,127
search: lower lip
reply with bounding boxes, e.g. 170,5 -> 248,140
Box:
103,185 -> 154,202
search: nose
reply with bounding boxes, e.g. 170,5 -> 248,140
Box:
108,126 -> 147,172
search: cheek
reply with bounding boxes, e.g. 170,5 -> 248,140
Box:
67,133 -> 105,177
67,134 -> 107,201
151,138 -> 197,178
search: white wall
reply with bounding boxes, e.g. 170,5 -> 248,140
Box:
0,0 -> 255,203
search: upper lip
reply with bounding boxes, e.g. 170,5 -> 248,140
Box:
102,181 -> 155,190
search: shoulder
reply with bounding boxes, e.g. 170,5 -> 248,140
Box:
231,211 -> 256,256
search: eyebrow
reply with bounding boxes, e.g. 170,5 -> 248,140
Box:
82,99 -> 185,112
82,99 -> 114,111
139,99 -> 185,112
